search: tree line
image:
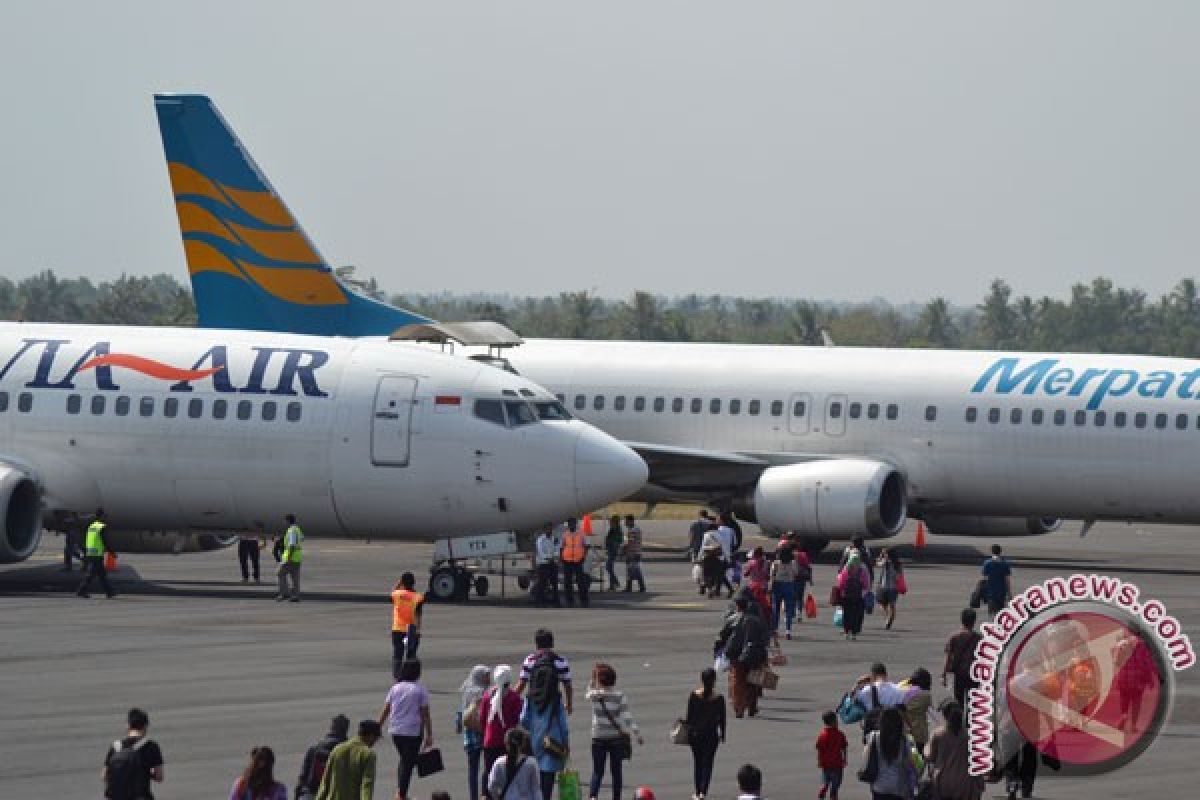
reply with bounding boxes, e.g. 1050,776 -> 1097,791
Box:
5,270 -> 1200,357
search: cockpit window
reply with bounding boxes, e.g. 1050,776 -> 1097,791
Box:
535,401 -> 572,421
505,400 -> 537,426
519,389 -> 535,397
474,399 -> 507,426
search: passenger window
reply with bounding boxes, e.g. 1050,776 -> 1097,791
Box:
67,394 -> 82,415
867,403 -> 879,420
1010,408 -> 1022,424
0,391 -> 7,412
1074,410 -> 1086,426
710,398 -> 721,414
1095,411 -> 1106,427
535,401 -> 571,421
474,399 -> 506,426
1134,412 -> 1147,429
1155,413 -> 1168,430
115,396 -> 130,417
748,400 -> 761,416
139,397 -> 154,417
593,396 -> 605,411
653,397 -> 665,413
614,395 -> 626,411
574,395 -> 586,411
672,398 -> 684,413
164,397 -> 179,418
633,397 -> 645,412
213,399 -> 229,420
91,395 -> 106,415
729,399 -> 741,415
262,401 -> 277,421
1053,410 -> 1066,425
237,400 -> 253,421
506,400 -> 536,426
286,402 -> 301,422
1031,409 -> 1044,425
830,402 -> 843,419
987,408 -> 1000,424
691,398 -> 702,414
1177,413 -> 1189,430
925,405 -> 937,422
793,400 -> 806,417
848,402 -> 861,419
18,392 -> 32,413
965,407 -> 977,423
886,404 -> 898,420
1114,411 -> 1126,428
187,398 -> 203,418
771,401 -> 784,417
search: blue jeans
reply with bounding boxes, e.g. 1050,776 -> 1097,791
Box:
466,746 -> 481,800
772,582 -> 796,632
821,767 -> 843,796
589,738 -> 625,800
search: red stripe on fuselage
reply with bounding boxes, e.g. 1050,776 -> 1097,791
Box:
77,353 -> 225,382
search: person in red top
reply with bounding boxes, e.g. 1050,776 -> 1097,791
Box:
815,710 -> 848,800
478,665 -> 523,799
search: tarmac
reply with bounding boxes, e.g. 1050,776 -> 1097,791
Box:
2,519 -> 1198,799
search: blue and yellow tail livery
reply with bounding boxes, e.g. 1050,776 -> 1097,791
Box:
154,94 -> 427,335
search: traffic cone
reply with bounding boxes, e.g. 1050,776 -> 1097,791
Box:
581,514 -> 593,535
915,520 -> 927,549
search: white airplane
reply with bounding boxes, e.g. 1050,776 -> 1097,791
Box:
0,322 -> 647,565
157,94 -> 1196,549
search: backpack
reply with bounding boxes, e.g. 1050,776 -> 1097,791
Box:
301,739 -> 337,792
862,685 -> 883,738
527,651 -> 561,710
106,736 -> 150,800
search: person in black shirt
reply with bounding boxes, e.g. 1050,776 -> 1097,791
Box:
684,667 -> 727,800
103,708 -> 164,800
296,714 -> 350,798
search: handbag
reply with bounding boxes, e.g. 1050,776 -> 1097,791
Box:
462,699 -> 482,733
836,691 -> 867,724
864,589 -> 876,614
768,645 -> 788,667
857,734 -> 880,784
896,572 -> 908,595
671,718 -> 691,745
829,584 -> 843,607
747,667 -> 779,690
415,747 -> 444,778
597,696 -> 632,761
804,592 -> 818,619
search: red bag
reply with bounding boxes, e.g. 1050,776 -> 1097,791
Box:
804,592 -> 818,619
896,573 -> 908,595
104,552 -> 118,572
829,585 -> 843,607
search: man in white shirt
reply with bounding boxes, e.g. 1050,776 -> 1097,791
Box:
855,661 -> 906,710
534,529 -> 560,607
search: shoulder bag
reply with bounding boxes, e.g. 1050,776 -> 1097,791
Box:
857,733 -> 880,784
598,695 -> 633,760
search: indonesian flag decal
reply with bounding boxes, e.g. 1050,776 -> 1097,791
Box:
434,395 -> 462,413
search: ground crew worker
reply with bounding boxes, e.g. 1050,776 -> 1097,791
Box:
76,509 -> 116,598
391,572 -> 425,662
560,518 -> 590,608
237,529 -> 263,584
534,528 -> 559,607
276,513 -> 304,602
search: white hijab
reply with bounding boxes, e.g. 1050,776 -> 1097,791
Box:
489,664 -> 514,724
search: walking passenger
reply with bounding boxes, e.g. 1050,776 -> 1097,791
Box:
238,530 -> 262,583
479,665 -> 523,799
836,552 -> 870,640
941,609 -> 982,710
103,708 -> 164,800
315,720 -> 381,800
623,515 -> 646,592
789,535 -> 813,622
486,727 -> 540,800
899,668 -> 934,751
925,702 -> 983,800
76,508 -> 116,599
684,668 -> 726,800
980,545 -> 1013,617
229,746 -> 287,800
586,662 -> 643,800
519,672 -> 569,800
743,546 -> 772,623
840,536 -> 874,584
378,659 -> 434,800
560,518 -> 590,608
604,515 -> 623,591
459,665 -> 492,800
515,628 -> 575,716
390,572 -> 425,662
296,715 -> 349,799
688,510 -> 712,562
700,523 -> 729,598
862,708 -> 916,800
717,594 -> 769,718
876,549 -> 902,630
534,528 -> 560,607
815,710 -> 848,800
769,545 -> 798,639
276,513 -> 304,602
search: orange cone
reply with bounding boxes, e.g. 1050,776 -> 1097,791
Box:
581,514 -> 593,535
915,520 -> 927,549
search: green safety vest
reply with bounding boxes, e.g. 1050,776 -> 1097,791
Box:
85,521 -> 106,557
283,524 -> 304,564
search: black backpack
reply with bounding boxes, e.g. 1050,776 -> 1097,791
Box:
861,685 -> 883,739
527,651 -> 561,710
301,739 -> 337,792
106,736 -> 150,800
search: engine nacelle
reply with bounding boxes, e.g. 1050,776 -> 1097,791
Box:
753,460 -> 907,539
0,465 -> 43,563
922,514 -> 1063,538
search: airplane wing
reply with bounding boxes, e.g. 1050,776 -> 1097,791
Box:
625,441 -> 832,496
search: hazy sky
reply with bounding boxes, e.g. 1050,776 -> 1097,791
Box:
2,2 -> 1198,304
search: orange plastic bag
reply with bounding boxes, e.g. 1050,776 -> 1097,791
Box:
104,552 -> 118,572
804,592 -> 818,619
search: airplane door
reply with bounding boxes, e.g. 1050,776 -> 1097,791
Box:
824,394 -> 847,436
788,393 -> 811,435
371,376 -> 417,466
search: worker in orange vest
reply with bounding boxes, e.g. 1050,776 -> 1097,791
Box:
560,518 -> 590,608
390,572 -> 425,662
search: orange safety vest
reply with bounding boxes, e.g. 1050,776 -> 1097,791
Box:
561,531 -> 586,564
391,589 -> 423,631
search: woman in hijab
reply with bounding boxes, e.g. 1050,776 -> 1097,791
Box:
479,665 -> 524,799
460,664 -> 492,800
836,551 -> 870,640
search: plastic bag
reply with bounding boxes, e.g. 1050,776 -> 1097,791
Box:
804,592 -> 818,619
104,552 -> 118,572
896,572 -> 908,595
558,768 -> 582,800
833,606 -> 844,628
692,563 -> 704,585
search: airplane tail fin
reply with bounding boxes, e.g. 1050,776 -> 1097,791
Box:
154,94 -> 428,335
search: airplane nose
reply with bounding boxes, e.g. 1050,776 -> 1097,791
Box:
573,425 -> 648,510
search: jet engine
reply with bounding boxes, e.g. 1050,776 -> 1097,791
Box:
922,514 -> 1062,537
0,465 -> 43,563
752,459 -> 907,539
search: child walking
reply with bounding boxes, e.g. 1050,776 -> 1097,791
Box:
815,710 -> 848,800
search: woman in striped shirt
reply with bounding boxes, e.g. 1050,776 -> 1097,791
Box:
585,662 -> 643,800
